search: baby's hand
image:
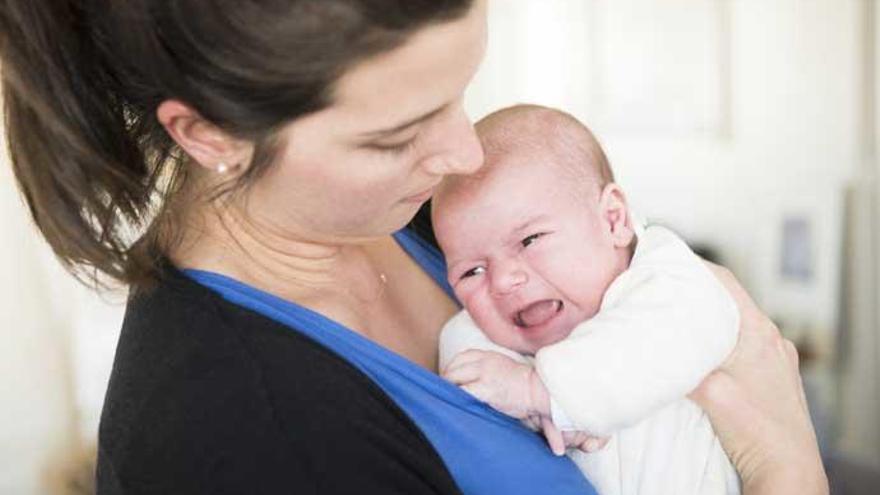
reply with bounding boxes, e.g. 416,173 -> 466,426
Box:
522,418 -> 610,455
561,431 -> 610,454
444,350 -> 579,455
442,350 -> 550,420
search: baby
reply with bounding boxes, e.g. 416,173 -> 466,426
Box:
432,104 -> 741,495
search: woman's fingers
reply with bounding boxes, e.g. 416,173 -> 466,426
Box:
689,369 -> 756,440
702,261 -> 765,333
782,338 -> 809,412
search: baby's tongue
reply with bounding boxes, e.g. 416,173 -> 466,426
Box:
516,300 -> 561,328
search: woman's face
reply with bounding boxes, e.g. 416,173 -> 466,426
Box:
243,0 -> 488,244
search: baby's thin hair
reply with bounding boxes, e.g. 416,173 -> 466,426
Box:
475,104 -> 614,195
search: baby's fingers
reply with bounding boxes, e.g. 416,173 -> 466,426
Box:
541,416 -> 566,456
522,415 -> 542,432
442,350 -> 494,383
460,382 -> 495,404
442,361 -> 483,385
579,436 -> 609,453
559,431 -> 608,453
441,350 -> 492,376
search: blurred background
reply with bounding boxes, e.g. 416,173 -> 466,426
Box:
1,0 -> 878,493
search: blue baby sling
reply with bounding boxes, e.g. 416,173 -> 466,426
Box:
186,228 -> 597,495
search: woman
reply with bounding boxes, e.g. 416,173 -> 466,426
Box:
0,0 -> 826,493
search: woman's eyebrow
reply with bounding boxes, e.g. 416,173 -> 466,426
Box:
359,103 -> 447,139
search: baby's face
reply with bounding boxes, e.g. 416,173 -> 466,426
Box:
435,154 -> 627,355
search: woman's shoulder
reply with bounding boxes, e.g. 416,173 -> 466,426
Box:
101,259 -> 392,439
97,260 -> 462,494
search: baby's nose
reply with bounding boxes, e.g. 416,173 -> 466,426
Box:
490,266 -> 528,296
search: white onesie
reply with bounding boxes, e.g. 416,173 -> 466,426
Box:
439,225 -> 741,495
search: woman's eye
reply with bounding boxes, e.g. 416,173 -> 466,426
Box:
460,266 -> 486,279
521,233 -> 546,247
367,136 -> 417,155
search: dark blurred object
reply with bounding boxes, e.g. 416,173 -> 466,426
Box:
826,452 -> 880,495
780,217 -> 814,282
690,243 -> 722,265
42,443 -> 95,495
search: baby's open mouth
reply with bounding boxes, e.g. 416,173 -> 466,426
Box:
514,299 -> 564,328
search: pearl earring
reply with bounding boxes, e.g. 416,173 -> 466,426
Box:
216,162 -> 229,174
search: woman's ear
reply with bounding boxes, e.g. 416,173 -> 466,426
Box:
156,99 -> 253,174
597,183 -> 635,248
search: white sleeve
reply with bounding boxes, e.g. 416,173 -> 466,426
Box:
534,226 -> 739,436
438,310 -> 529,373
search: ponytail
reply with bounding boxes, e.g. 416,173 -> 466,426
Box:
0,1 -> 167,287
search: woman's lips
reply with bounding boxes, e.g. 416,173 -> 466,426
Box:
514,299 -> 563,328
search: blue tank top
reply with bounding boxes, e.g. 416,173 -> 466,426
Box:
185,228 -> 596,495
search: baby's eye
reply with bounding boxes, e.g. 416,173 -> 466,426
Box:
521,233 -> 546,247
460,266 -> 486,279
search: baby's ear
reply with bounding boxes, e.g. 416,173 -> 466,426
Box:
598,183 -> 635,248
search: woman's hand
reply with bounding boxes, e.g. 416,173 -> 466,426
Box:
690,263 -> 828,494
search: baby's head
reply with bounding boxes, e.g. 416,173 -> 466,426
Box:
433,105 -> 635,354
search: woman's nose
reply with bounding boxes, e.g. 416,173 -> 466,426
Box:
421,106 -> 484,176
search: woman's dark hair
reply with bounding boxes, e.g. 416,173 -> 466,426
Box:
0,0 -> 472,288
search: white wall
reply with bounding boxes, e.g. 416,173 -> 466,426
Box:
0,142 -> 80,493
467,0 -> 860,335
834,0 -> 880,466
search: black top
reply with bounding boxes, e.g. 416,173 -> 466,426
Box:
96,204 -> 462,494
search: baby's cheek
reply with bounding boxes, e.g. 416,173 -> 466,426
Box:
453,281 -> 480,306
457,289 -> 482,319
461,293 -> 498,330
465,299 -> 520,349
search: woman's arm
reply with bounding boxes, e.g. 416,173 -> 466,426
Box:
690,263 -> 829,495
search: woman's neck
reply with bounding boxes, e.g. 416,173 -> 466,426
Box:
167,198 -> 392,305
162,190 -> 457,372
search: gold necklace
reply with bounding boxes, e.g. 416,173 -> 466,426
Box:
375,272 -> 389,301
